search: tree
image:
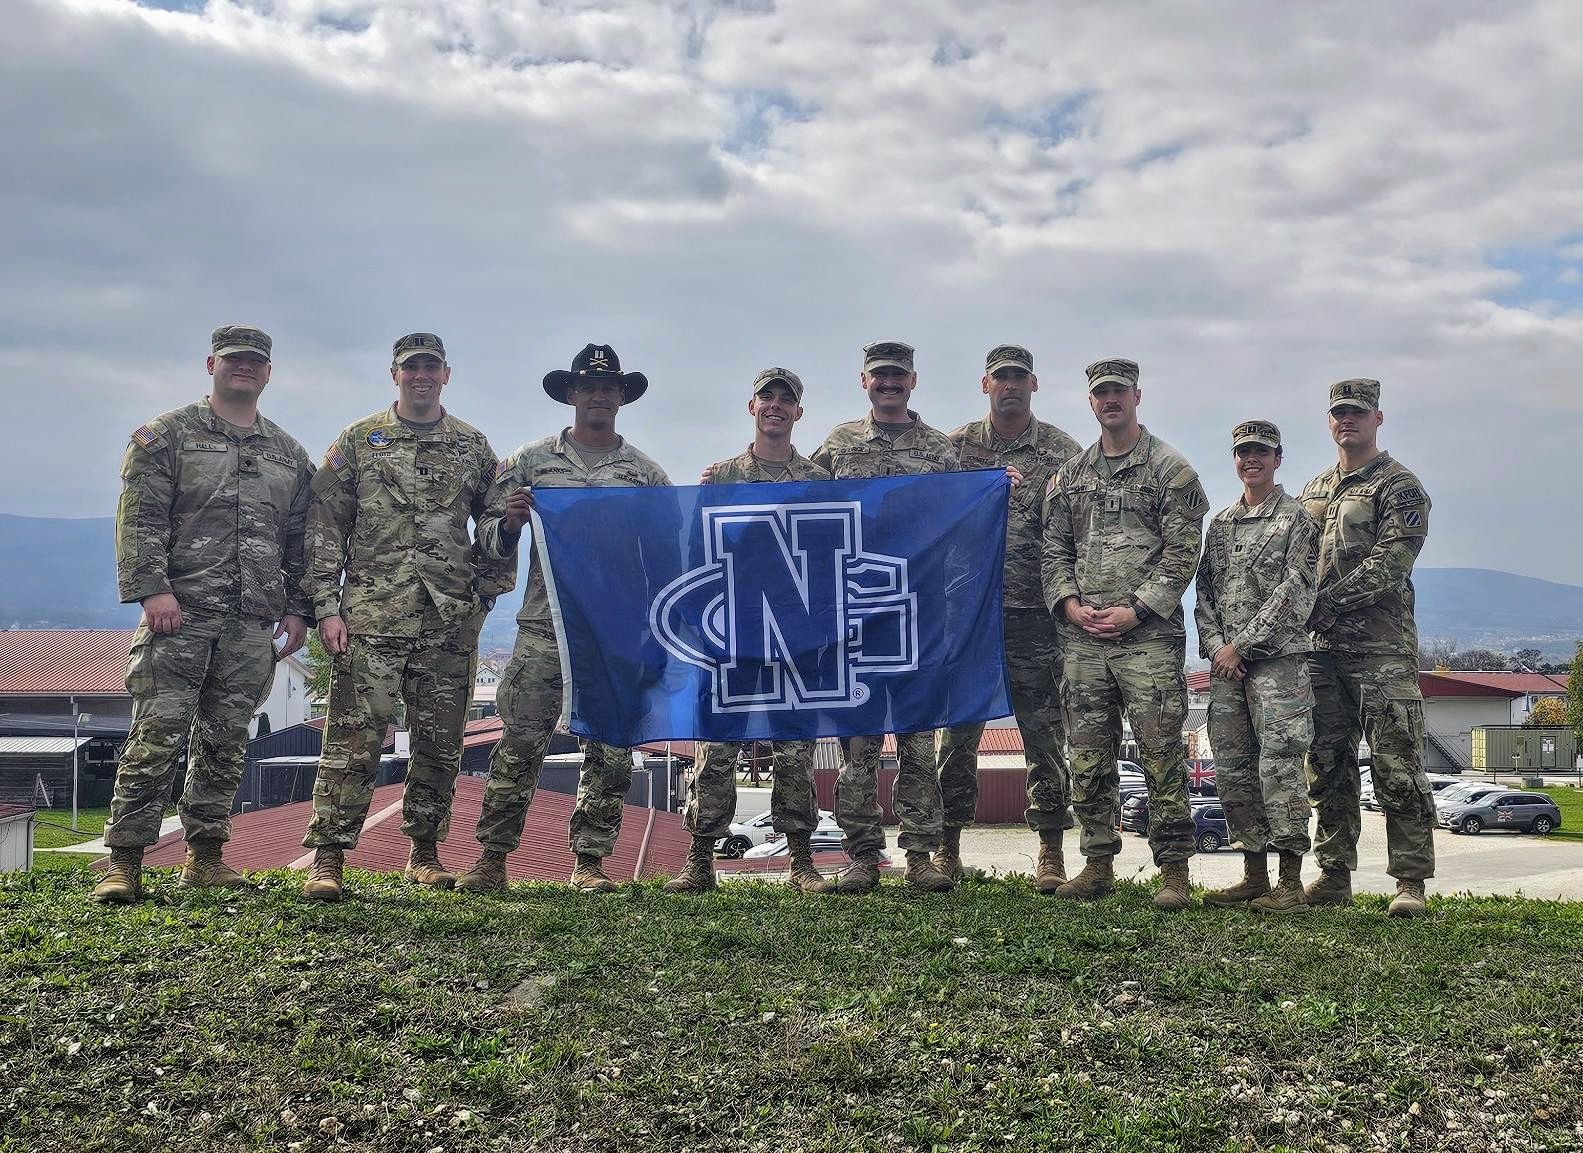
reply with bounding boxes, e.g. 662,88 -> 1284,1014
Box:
1512,648 -> 1544,671
1450,647 -> 1508,671
1420,639 -> 1457,670
1568,642 -> 1583,749
304,631 -> 332,703
1526,697 -> 1567,727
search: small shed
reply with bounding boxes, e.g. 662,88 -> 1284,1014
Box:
1471,726 -> 1578,772
0,803 -> 35,872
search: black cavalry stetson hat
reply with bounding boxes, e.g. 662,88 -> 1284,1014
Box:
542,343 -> 649,404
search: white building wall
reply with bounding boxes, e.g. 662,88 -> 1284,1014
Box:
1423,696 -> 1515,772
0,814 -> 33,872
252,655 -> 313,736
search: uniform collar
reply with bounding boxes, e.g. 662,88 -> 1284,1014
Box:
1333,450 -> 1393,485
971,415 -> 1040,450
380,403 -> 456,441
1083,426 -> 1153,473
1233,484 -> 1287,520
861,410 -> 922,441
554,428 -> 629,460
199,396 -> 262,440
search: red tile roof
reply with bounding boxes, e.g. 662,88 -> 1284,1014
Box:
1187,670 -> 1211,693
133,774 -> 687,882
0,630 -> 135,697
1424,671 -> 1570,696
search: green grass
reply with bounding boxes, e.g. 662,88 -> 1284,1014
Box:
1536,786 -> 1583,842
30,807 -> 112,849
2,866 -> 1580,1153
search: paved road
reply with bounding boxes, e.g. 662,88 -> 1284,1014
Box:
732,787 -> 1583,900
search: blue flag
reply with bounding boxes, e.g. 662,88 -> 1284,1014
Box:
532,470 -> 1012,745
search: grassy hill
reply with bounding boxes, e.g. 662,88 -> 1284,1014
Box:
2,867 -> 1579,1152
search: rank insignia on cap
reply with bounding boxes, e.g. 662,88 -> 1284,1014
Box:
132,424 -> 159,449
367,429 -> 392,448
588,348 -> 610,370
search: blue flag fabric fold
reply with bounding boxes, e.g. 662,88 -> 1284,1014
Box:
532,469 -> 1013,745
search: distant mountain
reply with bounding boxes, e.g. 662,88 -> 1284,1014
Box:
4,515 -> 1581,658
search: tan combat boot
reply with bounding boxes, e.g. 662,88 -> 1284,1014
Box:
1053,853 -> 1115,900
1033,830 -> 1067,894
785,832 -> 834,894
403,840 -> 456,889
932,826 -> 964,885
1387,878 -> 1428,919
302,847 -> 344,902
905,850 -> 954,892
569,852 -> 618,893
834,850 -> 884,894
455,849 -> 509,893
1303,866 -> 1353,907
1153,860 -> 1193,911
180,838 -> 252,889
663,836 -> 718,893
91,846 -> 144,905
1204,851 -> 1270,907
1250,851 -> 1308,915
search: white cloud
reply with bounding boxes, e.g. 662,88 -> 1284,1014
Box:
5,0 -> 1583,582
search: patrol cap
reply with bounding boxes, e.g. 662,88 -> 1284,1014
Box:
1328,377 -> 1380,412
393,332 -> 447,366
1231,419 -> 1281,450
1085,358 -> 1139,392
986,344 -> 1034,374
863,341 -> 915,373
751,367 -> 804,403
211,325 -> 271,361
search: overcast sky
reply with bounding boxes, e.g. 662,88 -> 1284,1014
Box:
7,0 -> 1582,583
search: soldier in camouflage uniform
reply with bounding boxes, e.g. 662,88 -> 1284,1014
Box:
456,344 -> 671,895
300,333 -> 515,901
666,368 -> 835,896
1042,358 -> 1208,910
94,325 -> 314,904
810,341 -> 957,895
1301,378 -> 1436,918
937,345 -> 1082,890
1194,420 -> 1320,914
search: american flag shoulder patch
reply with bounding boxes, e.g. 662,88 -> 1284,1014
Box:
326,446 -> 349,473
494,457 -> 514,482
132,424 -> 160,449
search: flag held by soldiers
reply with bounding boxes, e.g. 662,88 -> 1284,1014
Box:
531,470 -> 1013,745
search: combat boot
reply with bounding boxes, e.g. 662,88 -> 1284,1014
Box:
91,846 -> 144,905
569,852 -> 618,893
1204,851 -> 1270,906
1303,866 -> 1353,907
1033,830 -> 1067,894
931,826 -> 964,885
1153,861 -> 1193,911
1250,851 -> 1308,915
904,850 -> 953,892
302,847 -> 344,902
785,832 -> 834,894
455,849 -> 509,893
180,838 -> 252,890
663,836 -> 718,893
834,850 -> 884,894
1387,878 -> 1428,919
403,840 -> 456,889
1054,853 -> 1114,900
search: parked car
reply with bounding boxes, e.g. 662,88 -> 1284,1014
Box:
1119,793 -> 1225,849
742,829 -> 847,859
1440,791 -> 1561,836
1363,773 -> 1461,812
716,809 -> 836,858
1435,782 -> 1501,811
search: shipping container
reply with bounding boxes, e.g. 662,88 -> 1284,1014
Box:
1470,726 -> 1576,771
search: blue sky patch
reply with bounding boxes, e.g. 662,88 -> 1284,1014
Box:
1487,240 -> 1583,313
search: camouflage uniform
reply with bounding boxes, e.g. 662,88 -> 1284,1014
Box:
811,410 -> 958,855
105,380 -> 314,849
302,404 -> 514,849
1195,465 -> 1320,855
1043,415 -> 1208,866
1302,381 -> 1435,880
938,414 -> 1082,831
684,445 -> 830,840
472,431 -> 671,857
